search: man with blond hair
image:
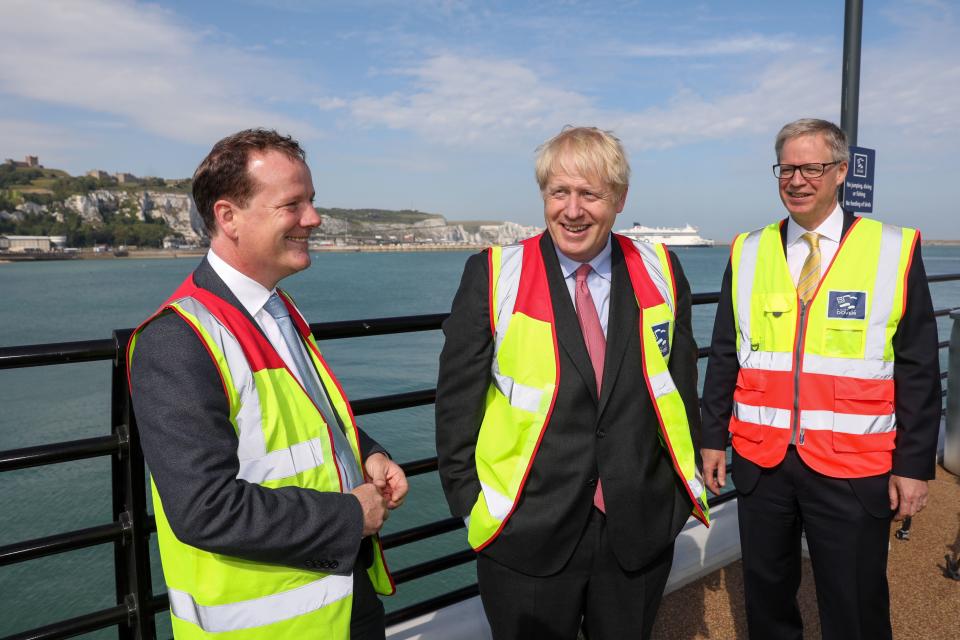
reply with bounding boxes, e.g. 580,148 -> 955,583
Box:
702,118 -> 940,639
436,126 -> 708,639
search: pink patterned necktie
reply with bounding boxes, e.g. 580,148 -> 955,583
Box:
575,264 -> 606,512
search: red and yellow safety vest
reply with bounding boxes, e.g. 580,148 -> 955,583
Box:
466,233 -> 709,551
128,275 -> 393,639
729,217 -> 918,477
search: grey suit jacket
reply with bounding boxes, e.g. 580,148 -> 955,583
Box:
436,234 -> 701,575
130,258 -> 382,574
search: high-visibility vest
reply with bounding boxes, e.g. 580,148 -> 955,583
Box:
466,233 -> 709,551
729,217 -> 918,477
128,275 -> 394,639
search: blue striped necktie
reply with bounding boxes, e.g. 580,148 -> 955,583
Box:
263,293 -> 362,490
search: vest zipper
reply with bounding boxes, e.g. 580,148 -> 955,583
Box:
792,300 -> 807,445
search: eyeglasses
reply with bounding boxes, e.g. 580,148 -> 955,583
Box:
772,161 -> 841,179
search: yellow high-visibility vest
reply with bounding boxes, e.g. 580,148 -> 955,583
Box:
128,276 -> 393,639
467,233 -> 709,551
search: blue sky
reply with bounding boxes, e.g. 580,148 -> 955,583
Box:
1,0 -> 958,239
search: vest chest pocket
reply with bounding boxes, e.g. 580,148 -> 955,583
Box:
752,293 -> 795,352
821,319 -> 866,357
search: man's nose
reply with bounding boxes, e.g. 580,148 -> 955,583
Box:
565,194 -> 583,216
303,205 -> 322,227
789,170 -> 808,186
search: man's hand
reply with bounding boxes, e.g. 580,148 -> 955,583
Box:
364,452 -> 409,509
702,448 -> 727,495
351,483 -> 389,537
889,475 -> 928,521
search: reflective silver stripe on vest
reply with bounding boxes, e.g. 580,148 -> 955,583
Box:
733,401 -> 792,429
237,437 -> 325,484
864,224 -> 903,361
738,349 -> 793,372
492,244 -> 524,351
801,354 -> 893,379
168,573 -> 353,632
734,230 -> 763,361
174,298 -> 327,483
480,480 -> 513,521
630,239 -> 675,314
175,298 -> 266,464
799,410 -> 897,434
490,362 -> 546,414
490,244 -> 547,414
649,370 -> 677,399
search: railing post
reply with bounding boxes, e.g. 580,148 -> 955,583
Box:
944,310 -> 960,474
111,329 -> 156,640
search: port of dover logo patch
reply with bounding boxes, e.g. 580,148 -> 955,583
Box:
652,322 -> 671,356
827,291 -> 867,319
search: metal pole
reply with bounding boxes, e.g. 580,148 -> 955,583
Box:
840,0 -> 863,146
944,310 -> 960,474
111,329 -> 157,640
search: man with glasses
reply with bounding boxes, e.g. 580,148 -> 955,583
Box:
701,118 -> 940,639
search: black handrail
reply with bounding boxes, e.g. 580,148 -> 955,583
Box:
1,274 -> 958,640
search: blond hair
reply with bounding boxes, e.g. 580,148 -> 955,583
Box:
535,126 -> 630,199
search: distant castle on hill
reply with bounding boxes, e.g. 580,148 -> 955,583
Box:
4,155 -> 41,169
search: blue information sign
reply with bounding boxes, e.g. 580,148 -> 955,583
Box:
842,145 -> 876,213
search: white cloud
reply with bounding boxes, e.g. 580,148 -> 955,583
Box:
0,119 -> 85,156
613,63 -> 837,150
623,34 -> 798,58
859,13 -> 960,147
329,53 -> 836,152
312,97 -> 348,111
330,12 -> 960,158
0,0 -> 317,145
345,55 -> 593,145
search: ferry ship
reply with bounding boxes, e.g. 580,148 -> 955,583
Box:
617,223 -> 715,247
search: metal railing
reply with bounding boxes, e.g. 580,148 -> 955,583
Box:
2,275 -> 958,640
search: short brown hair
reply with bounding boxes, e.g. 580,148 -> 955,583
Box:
775,119 -> 849,164
535,126 -> 630,200
192,129 -> 306,234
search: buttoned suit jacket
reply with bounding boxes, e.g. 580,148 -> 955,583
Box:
436,233 -> 701,576
130,258 -> 382,574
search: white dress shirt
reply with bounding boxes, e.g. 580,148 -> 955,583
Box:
554,235 -> 612,337
206,250 -> 315,390
785,204 -> 844,287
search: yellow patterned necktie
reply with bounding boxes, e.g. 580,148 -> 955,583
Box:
797,232 -> 821,304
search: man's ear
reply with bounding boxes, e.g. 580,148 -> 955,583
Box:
835,161 -> 848,188
616,185 -> 629,213
213,199 -> 239,240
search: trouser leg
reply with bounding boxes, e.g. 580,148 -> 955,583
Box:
737,454 -> 803,640
797,463 -> 892,640
582,511 -> 673,640
476,512 -> 598,640
350,568 -> 385,640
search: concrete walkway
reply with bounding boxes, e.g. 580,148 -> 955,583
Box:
652,466 -> 960,639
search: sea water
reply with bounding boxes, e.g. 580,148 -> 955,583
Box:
2,246 -> 958,636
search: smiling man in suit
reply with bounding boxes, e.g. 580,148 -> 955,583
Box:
128,129 -> 406,639
436,126 -> 709,640
701,118 -> 941,639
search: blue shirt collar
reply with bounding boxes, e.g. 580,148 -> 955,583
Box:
554,234 -> 613,282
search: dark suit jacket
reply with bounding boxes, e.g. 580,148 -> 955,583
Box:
436,233 -> 701,576
130,258 -> 383,573
702,213 -> 942,515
